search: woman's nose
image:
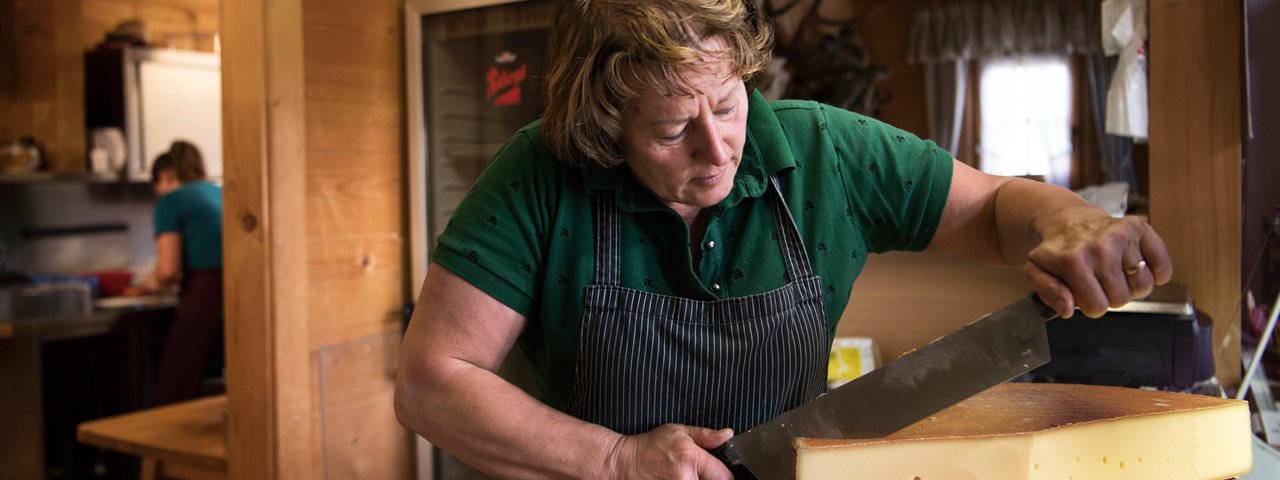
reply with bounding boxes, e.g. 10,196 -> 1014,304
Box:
693,116 -> 731,166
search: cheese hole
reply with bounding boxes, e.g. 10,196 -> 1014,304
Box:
1033,464 -> 1039,470
1120,461 -> 1126,469
1138,456 -> 1144,464
1103,456 -> 1109,464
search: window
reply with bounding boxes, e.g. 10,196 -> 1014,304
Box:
978,56 -> 1073,186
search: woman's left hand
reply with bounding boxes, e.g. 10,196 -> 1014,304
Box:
1022,205 -> 1173,318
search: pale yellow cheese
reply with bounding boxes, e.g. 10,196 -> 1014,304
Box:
795,384 -> 1252,480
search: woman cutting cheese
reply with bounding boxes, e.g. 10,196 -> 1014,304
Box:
394,1 -> 1172,478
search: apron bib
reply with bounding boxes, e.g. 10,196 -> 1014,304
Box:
569,176 -> 829,434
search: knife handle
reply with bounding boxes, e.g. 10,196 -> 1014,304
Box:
708,443 -> 758,479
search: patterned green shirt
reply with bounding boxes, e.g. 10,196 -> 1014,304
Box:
431,90 -> 953,410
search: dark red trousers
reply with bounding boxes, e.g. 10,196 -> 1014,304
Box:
154,269 -> 223,405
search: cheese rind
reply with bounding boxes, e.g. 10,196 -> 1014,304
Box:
795,384 -> 1252,480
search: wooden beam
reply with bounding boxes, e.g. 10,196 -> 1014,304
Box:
220,0 -> 311,478
1148,0 -> 1243,387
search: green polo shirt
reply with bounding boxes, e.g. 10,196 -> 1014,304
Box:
431,90 -> 952,410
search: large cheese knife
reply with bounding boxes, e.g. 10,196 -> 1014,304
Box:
710,293 -> 1059,479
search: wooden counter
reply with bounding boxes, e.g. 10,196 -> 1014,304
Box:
78,395 -> 228,480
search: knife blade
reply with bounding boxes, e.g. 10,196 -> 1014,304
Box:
711,293 -> 1058,479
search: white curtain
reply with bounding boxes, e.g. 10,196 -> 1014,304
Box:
908,0 -> 1137,189
908,0 -> 1095,65
923,61 -> 967,155
908,0 -> 1095,164
978,56 -> 1074,187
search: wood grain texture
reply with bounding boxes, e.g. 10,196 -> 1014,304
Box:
306,159 -> 403,238
219,0 -> 312,477
53,0 -> 85,172
223,0 -> 412,475
219,0 -> 272,475
82,0 -> 220,51
1148,0 -> 1243,387
838,252 -> 1029,360
406,0 -> 525,17
76,395 -> 228,472
0,0 -> 85,173
301,0 -> 412,476
266,0 -> 315,476
316,332 -> 411,480
306,235 -> 403,349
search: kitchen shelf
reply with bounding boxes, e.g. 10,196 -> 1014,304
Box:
0,171 -> 137,185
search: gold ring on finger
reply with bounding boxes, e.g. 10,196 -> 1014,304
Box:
1124,260 -> 1148,277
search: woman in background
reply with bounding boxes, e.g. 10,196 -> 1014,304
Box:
140,140 -> 224,405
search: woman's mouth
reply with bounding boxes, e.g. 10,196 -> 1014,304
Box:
693,169 -> 725,186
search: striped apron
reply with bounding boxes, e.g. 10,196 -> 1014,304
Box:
569,176 -> 829,435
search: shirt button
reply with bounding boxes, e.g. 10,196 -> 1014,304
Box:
704,240 -> 716,250
711,283 -> 722,292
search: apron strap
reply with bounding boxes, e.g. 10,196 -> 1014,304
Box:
767,176 -> 816,280
592,193 -> 622,286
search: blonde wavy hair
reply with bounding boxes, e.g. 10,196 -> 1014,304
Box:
542,0 -> 773,169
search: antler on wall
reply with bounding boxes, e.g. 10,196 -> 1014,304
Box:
759,0 -> 890,116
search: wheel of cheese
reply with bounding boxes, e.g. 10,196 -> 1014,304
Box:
795,383 -> 1252,480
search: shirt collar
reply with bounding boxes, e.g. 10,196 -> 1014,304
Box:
580,89 -> 797,213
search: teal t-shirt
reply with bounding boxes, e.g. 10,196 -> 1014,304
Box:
431,90 -> 953,410
154,181 -> 223,271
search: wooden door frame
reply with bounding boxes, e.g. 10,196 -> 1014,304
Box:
221,0 -> 312,478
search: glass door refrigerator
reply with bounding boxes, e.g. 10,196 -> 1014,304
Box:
404,1 -> 554,478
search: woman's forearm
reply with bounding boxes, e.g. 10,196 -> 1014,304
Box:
395,348 -> 621,478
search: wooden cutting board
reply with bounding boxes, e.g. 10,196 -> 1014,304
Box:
795,383 -> 1252,480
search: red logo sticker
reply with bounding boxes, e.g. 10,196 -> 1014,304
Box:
486,63 -> 528,107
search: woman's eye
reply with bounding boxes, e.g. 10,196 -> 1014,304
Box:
659,128 -> 688,143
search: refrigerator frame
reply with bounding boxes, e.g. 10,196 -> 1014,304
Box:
405,0 -> 529,292
402,2 -> 538,478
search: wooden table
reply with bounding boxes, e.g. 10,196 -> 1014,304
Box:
78,395 -> 228,480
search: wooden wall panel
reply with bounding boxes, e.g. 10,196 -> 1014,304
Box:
306,156 -> 402,237
839,252 -> 1029,360
223,0 -> 411,475
1148,0 -> 1243,386
52,0 -> 85,172
850,0 -> 929,137
82,0 -> 219,51
303,0 -> 411,476
306,235 -> 403,349
316,332 -> 411,480
0,0 -> 85,173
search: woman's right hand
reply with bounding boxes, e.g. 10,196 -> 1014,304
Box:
605,424 -> 735,479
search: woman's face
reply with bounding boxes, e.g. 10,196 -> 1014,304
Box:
153,169 -> 180,197
619,58 -> 748,215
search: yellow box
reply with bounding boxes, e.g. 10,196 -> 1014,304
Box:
827,337 -> 880,389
